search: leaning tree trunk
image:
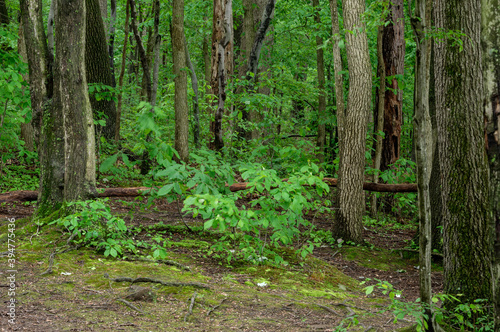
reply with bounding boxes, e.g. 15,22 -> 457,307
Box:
380,0 -> 405,171
55,0 -> 97,203
172,0 -> 189,162
482,0 -> 500,328
435,0 -> 493,305
335,0 -> 372,243
86,0 -> 117,140
313,0 -> 326,163
20,0 -> 52,146
411,0 -> 437,329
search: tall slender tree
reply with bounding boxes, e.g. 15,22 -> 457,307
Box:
313,0 -> 326,163
435,0 -> 493,305
411,0 -> 436,328
209,0 -> 233,151
334,0 -> 372,243
172,0 -> 189,162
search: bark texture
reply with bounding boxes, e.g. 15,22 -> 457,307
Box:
209,0 -> 233,151
172,0 -> 189,162
435,0 -> 493,303
411,0 -> 436,328
482,0 -> 500,327
86,0 -> 117,140
55,0 -> 97,203
380,0 -> 405,171
20,0 -> 52,145
335,0 -> 372,243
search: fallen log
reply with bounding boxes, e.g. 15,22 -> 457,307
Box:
228,178 -> 417,193
0,179 -> 416,203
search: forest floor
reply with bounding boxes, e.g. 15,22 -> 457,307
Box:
0,196 -> 443,331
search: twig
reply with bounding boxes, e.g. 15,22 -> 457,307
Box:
29,224 -> 41,245
104,275 -> 210,290
207,297 -> 227,316
40,252 -> 55,276
184,291 -> 197,322
116,298 -> 144,314
315,303 -> 341,316
363,326 -> 374,332
176,194 -> 194,233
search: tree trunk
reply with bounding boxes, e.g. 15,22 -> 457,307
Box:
411,0 -> 437,329
150,0 -> 160,107
86,0 -> 117,141
99,0 -> 108,42
482,0 -> 500,327
335,0 -> 372,243
209,0 -> 233,151
435,0 -> 493,304
172,0 -> 189,162
0,0 -> 8,25
130,0 -> 152,103
56,0 -> 97,202
203,22 -> 211,95
313,0 -> 326,164
115,0 -> 130,142
380,0 -> 405,171
185,37 -> 200,148
20,0 -> 52,147
370,25 -> 386,218
108,0 -> 117,86
17,14 -> 35,152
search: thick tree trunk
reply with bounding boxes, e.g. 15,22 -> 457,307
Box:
86,0 -> 117,140
313,0 -> 326,163
380,0 -> 405,171
435,0 -> 493,304
335,0 -> 372,243
172,0 -> 189,162
56,0 -> 97,202
411,0 -> 437,329
99,0 -> 108,42
482,0 -> 500,328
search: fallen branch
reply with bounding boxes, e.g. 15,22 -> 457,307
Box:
123,257 -> 190,271
0,179 -> 417,203
104,275 -> 210,290
315,303 -> 341,316
116,298 -> 144,314
184,291 -> 197,322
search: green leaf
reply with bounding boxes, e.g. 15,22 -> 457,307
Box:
158,184 -> 174,196
99,154 -> 119,172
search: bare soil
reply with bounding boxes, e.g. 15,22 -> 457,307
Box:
0,196 -> 442,331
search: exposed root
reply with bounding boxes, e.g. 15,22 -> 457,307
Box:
207,297 -> 227,316
123,257 -> 190,271
104,275 -> 210,290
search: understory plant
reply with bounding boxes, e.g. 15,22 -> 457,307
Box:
183,162 -> 331,264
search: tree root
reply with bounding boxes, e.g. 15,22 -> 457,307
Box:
39,245 -> 78,276
123,257 -> 190,271
207,297 -> 227,316
116,298 -> 144,314
184,291 -> 197,322
104,275 -> 210,290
